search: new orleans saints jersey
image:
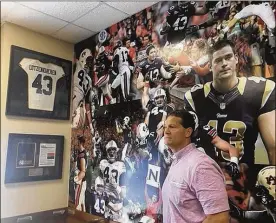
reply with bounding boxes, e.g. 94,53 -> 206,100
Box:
138,58 -> 164,88
184,77 -> 275,165
19,58 -> 64,111
166,3 -> 196,43
99,159 -> 126,187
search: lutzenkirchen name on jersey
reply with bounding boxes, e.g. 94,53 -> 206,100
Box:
29,65 -> 57,76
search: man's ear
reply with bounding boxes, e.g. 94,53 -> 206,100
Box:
185,127 -> 193,138
234,54 -> 239,65
208,61 -> 212,71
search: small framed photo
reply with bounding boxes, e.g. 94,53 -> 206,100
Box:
5,133 -> 64,183
6,45 -> 72,120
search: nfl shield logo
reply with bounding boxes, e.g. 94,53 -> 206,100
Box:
220,103 -> 226,110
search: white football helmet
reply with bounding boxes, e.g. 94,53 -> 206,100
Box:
154,88 -> 166,107
136,123 -> 149,139
123,116 -> 130,125
256,166 -> 276,200
188,111 -> 199,131
158,137 -> 173,165
95,176 -> 105,194
106,140 -> 119,163
79,48 -> 93,70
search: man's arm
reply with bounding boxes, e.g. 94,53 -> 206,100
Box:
160,65 -> 172,79
192,162 -> 230,223
202,212 -> 229,223
76,158 -> 86,181
258,110 -> 275,165
144,111 -> 150,126
137,72 -> 145,90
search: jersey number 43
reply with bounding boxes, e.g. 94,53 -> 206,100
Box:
32,74 -> 52,95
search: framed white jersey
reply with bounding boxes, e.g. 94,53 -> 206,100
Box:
19,58 -> 64,111
6,45 -> 72,120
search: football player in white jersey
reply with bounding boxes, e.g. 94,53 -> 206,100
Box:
111,40 -> 135,101
19,58 -> 65,111
92,131 -> 102,160
72,48 -> 94,135
99,140 -> 126,221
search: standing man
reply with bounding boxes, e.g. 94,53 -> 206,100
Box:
162,110 -> 229,223
74,135 -> 87,212
184,39 -> 275,165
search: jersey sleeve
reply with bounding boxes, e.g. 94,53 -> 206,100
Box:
184,90 -> 196,112
53,64 -> 65,79
259,79 -> 276,115
19,58 -> 33,69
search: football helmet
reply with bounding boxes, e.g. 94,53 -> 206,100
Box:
124,116 -> 130,125
106,140 -> 119,163
79,48 -> 93,70
188,111 -> 199,131
256,166 -> 276,200
95,176 -> 105,194
95,131 -> 99,138
154,89 -> 166,107
178,1 -> 191,9
136,123 -> 149,140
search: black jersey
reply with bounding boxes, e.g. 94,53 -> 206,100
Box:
148,106 -> 167,134
122,123 -> 132,144
89,191 -> 109,216
138,58 -> 164,88
184,77 -> 275,165
166,4 -> 196,43
77,150 -> 87,181
95,52 -> 112,78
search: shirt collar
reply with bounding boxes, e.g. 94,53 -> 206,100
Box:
172,143 -> 196,162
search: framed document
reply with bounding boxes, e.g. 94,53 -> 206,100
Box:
6,45 -> 72,120
5,133 -> 64,183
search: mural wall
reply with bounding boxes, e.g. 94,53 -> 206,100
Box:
70,1 -> 276,222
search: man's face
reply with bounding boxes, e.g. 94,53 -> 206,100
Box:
211,45 -> 238,81
143,36 -> 149,46
126,40 -> 131,48
148,48 -> 156,61
164,116 -> 192,151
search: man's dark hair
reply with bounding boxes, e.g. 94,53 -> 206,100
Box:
146,44 -> 155,55
167,109 -> 195,132
77,135 -> 85,144
208,39 -> 236,63
122,37 -> 130,46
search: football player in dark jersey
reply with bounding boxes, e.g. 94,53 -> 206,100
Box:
137,45 -> 172,111
145,88 -> 174,146
184,39 -> 275,166
160,1 -> 207,44
94,46 -> 115,105
74,135 -> 88,212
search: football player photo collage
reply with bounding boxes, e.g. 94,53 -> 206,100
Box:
70,1 -> 276,223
